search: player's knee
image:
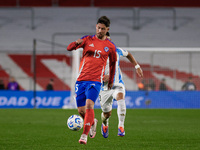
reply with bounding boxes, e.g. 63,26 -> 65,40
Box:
86,99 -> 94,109
116,92 -> 124,100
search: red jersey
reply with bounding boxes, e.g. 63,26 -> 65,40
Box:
67,35 -> 117,84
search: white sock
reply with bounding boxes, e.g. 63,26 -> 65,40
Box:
117,99 -> 126,128
101,112 -> 109,126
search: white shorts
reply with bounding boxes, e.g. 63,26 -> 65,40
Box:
99,83 -> 125,113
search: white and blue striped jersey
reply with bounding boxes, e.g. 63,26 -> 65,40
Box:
102,47 -> 128,91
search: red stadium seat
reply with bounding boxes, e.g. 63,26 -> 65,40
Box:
0,0 -> 200,7
9,54 -> 71,90
19,0 -> 52,7
0,0 -> 17,7
94,0 -> 200,7
59,0 -> 91,7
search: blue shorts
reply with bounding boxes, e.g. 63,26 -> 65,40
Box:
75,81 -> 102,107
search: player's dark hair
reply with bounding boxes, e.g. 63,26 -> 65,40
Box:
106,32 -> 110,36
97,16 -> 110,27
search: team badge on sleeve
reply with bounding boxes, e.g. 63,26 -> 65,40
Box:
104,47 -> 109,52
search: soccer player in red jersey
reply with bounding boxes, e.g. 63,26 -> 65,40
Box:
67,16 -> 117,144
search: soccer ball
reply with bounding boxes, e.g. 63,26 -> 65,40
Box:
67,114 -> 83,131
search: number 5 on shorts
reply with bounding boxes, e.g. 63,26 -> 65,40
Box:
75,84 -> 78,92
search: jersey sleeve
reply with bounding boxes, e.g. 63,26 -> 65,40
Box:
67,41 -> 78,51
75,36 -> 88,49
67,35 -> 87,51
117,47 -> 128,57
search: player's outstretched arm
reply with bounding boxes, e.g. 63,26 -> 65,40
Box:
67,39 -> 83,51
126,52 -> 143,78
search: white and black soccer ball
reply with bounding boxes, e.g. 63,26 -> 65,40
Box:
67,114 -> 83,131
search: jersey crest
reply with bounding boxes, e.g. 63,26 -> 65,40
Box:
104,47 -> 109,52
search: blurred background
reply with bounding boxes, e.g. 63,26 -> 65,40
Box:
0,0 -> 200,91
1,3 -> 200,149
0,0 -> 200,108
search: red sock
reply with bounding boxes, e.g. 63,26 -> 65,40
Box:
82,109 -> 94,135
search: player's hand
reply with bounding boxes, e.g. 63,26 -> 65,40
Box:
76,39 -> 83,45
103,75 -> 109,82
136,67 -> 143,78
108,83 -> 113,90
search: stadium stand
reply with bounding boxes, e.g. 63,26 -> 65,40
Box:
0,0 -> 17,7
0,1 -> 199,91
1,0 -> 200,7
94,0 -> 200,7
8,54 -> 71,90
0,52 -> 198,91
0,65 -> 10,87
58,0 -> 92,7
19,0 -> 52,7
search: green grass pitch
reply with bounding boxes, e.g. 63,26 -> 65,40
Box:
0,109 -> 200,150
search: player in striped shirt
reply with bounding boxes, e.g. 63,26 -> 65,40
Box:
67,16 -> 117,144
99,32 -> 143,138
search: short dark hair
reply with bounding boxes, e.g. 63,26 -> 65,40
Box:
106,32 -> 110,36
97,16 -> 110,27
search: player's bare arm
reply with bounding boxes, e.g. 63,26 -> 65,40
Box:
103,75 -> 109,83
126,52 -> 143,78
